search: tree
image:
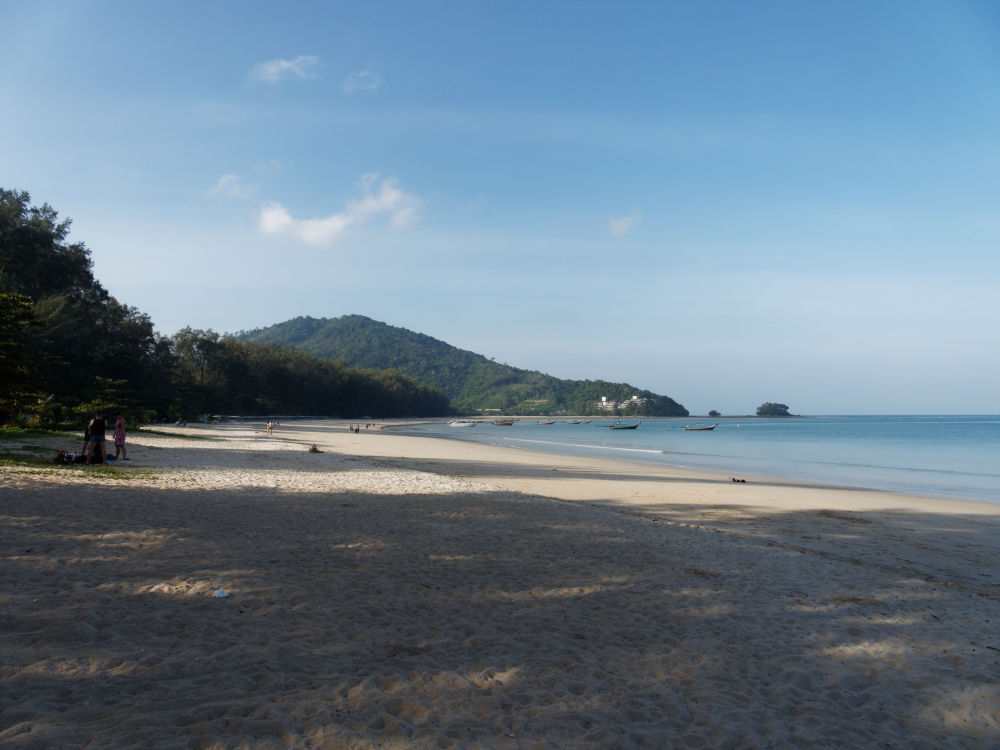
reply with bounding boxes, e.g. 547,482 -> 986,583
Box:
0,189 -> 96,300
1,188 -> 173,421
165,329 -> 451,419
756,402 -> 792,417
74,376 -> 129,420
0,293 -> 44,423
708,410 -> 721,417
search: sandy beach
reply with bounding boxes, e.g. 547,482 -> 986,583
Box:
2,421 -> 999,749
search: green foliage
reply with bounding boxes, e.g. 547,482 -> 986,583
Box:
0,426 -> 74,440
240,315 -> 689,416
74,377 -> 129,419
78,464 -> 160,480
0,293 -> 46,422
0,455 -> 58,468
169,330 -> 450,418
1,188 -> 176,421
0,190 -> 96,299
757,402 -> 792,417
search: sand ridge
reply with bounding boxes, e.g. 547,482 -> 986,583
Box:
2,422 -> 998,748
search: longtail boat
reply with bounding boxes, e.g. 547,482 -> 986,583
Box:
609,420 -> 641,430
684,421 -> 719,431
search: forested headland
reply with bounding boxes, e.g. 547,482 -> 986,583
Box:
0,189 -> 450,424
240,316 -> 689,417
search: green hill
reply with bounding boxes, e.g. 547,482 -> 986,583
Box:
237,315 -> 688,416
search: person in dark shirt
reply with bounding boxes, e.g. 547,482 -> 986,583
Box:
86,411 -> 107,464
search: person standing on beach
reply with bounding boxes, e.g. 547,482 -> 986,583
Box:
113,413 -> 127,461
86,411 -> 107,464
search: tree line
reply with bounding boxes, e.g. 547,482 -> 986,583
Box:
0,189 -> 450,424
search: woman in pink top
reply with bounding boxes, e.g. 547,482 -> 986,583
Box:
113,414 -> 128,460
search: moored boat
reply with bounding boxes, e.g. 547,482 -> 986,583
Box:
493,419 -> 516,426
448,420 -> 477,427
684,421 -> 719,431
609,420 -> 641,430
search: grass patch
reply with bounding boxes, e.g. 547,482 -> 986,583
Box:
19,443 -> 53,454
0,426 -> 80,440
0,455 -> 54,468
0,434 -> 78,463
0,454 -> 159,480
80,464 -> 160,480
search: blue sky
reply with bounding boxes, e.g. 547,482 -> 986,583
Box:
3,0 -> 999,414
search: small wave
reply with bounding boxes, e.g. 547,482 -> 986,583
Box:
503,437 -> 664,455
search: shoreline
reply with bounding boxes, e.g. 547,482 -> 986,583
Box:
3,421 -> 999,747
338,418 -> 1000,512
382,416 -> 1000,507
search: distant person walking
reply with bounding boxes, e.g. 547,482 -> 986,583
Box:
113,413 -> 128,460
86,411 -> 107,464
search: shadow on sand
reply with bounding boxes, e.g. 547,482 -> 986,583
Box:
2,472 -> 998,748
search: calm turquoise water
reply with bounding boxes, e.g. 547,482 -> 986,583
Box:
392,416 -> 1000,504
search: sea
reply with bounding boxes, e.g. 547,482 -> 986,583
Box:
390,415 -> 1000,504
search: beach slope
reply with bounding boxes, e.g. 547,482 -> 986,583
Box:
2,422 -> 998,748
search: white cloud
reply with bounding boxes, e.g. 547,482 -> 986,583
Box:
609,213 -> 641,236
206,173 -> 256,199
249,55 -> 320,84
342,68 -> 383,93
258,174 -> 420,245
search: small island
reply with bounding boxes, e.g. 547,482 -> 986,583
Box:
756,402 -> 795,417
